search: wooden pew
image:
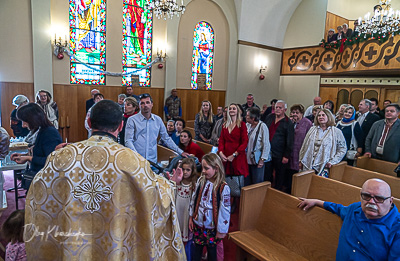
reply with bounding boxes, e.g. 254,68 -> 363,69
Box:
186,120 -> 195,128
157,145 -> 178,163
292,171 -> 400,210
330,162 -> 400,198
230,183 -> 342,261
185,127 -> 196,139
356,156 -> 398,177
193,140 -> 213,154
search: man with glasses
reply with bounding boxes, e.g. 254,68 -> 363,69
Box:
298,178 -> 400,260
125,93 -> 189,164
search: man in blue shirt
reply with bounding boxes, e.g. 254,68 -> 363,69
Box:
125,93 -> 188,163
298,178 -> 400,261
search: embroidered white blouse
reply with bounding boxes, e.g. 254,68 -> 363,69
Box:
189,179 -> 231,234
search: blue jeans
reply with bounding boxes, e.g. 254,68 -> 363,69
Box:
245,164 -> 265,186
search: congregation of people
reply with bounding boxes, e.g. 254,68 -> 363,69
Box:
2,86 -> 400,260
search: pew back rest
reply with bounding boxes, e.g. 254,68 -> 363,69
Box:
256,188 -> 342,260
293,172 -> 361,206
185,127 -> 196,139
356,156 -> 398,177
186,120 -> 195,128
293,171 -> 400,210
157,145 -> 178,162
193,140 -> 213,154
239,182 -> 271,231
332,165 -> 400,199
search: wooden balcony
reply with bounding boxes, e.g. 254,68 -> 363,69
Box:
281,35 -> 400,75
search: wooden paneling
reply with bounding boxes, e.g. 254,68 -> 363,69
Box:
319,85 -> 397,112
178,89 -> 226,121
281,35 -> 400,75
325,12 -> 349,40
0,82 -> 34,137
54,84 -> 164,143
319,86 -> 338,111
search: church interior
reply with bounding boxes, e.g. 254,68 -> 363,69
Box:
1,0 -> 400,260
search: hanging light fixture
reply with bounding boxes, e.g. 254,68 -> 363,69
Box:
357,0 -> 400,38
145,0 -> 186,20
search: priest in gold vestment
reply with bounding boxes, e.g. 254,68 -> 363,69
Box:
24,100 -> 186,260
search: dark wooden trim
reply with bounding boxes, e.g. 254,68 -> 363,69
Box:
238,40 -> 283,53
283,45 -> 321,51
176,88 -> 226,93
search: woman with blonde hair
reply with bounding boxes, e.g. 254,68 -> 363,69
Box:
194,100 -> 215,143
299,108 -> 347,177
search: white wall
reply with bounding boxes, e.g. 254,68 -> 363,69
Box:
327,0 -> 400,20
234,45 -> 281,106
279,75 -> 320,109
238,0 -> 301,48
0,0 -> 34,82
284,0 -> 328,48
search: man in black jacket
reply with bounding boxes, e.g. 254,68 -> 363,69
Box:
356,99 -> 380,152
263,100 -> 294,191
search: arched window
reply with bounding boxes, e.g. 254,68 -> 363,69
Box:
191,22 -> 214,90
69,0 -> 106,85
122,0 -> 153,87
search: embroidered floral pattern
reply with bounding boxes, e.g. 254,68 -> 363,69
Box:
72,172 -> 113,213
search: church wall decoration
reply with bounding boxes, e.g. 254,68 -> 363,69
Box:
69,0 -> 107,85
122,0 -> 153,87
282,35 -> 400,75
191,21 -> 214,90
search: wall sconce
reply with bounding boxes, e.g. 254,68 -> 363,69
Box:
53,35 -> 68,59
259,65 -> 267,80
156,47 -> 166,69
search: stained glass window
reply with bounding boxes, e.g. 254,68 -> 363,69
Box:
191,21 -> 214,90
69,0 -> 106,85
122,0 -> 153,87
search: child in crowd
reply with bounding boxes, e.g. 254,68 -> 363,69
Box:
175,158 -> 199,259
2,210 -> 27,261
189,153 -> 230,261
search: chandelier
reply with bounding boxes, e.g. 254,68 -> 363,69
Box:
145,0 -> 186,20
357,0 -> 400,37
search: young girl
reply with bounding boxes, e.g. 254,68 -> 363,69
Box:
2,210 -> 27,261
175,158 -> 199,244
189,153 -> 230,261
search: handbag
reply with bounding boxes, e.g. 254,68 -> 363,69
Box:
346,122 -> 358,160
250,123 -> 262,165
225,175 -> 244,197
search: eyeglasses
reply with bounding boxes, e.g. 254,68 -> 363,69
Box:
139,93 -> 151,99
361,192 -> 391,203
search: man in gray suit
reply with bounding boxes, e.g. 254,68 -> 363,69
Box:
365,104 -> 400,166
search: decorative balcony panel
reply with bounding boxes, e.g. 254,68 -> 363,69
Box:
281,35 -> 400,75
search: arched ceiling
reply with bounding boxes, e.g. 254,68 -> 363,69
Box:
237,0 -> 302,48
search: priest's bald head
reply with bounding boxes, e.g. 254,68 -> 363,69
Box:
88,100 -> 123,135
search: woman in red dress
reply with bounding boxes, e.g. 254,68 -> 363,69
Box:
218,103 -> 249,177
